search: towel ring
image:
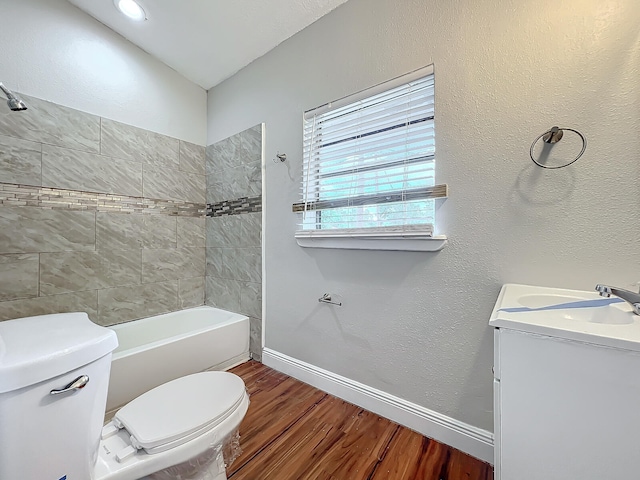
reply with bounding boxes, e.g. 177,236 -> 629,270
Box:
529,127 -> 587,169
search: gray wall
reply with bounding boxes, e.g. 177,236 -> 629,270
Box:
206,0 -> 640,432
205,125 -> 263,360
0,94 -> 207,325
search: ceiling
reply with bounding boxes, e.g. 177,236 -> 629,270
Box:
67,0 -> 349,90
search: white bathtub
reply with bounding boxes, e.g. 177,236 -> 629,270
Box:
105,306 -> 250,412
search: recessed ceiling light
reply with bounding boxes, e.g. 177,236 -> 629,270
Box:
114,0 -> 146,21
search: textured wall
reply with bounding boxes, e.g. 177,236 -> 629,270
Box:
205,125 -> 263,360
0,95 -> 206,325
207,0 -> 640,432
0,0 -> 206,145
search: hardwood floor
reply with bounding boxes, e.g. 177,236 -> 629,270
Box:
227,361 -> 493,480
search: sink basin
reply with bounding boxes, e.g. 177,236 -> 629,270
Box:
490,284 -> 640,351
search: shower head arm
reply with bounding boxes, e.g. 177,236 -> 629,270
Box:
0,83 -> 28,111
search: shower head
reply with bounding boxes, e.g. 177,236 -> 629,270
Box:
0,83 -> 27,112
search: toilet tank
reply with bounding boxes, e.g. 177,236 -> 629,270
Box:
0,312 -> 118,480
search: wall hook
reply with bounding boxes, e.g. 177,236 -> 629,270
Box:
273,152 -> 287,163
318,293 -> 342,306
542,126 -> 563,144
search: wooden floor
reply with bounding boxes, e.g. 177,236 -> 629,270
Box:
227,361 -> 493,480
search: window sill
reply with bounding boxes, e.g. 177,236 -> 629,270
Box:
294,231 -> 447,252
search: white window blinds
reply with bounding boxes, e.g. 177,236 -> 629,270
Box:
295,65 -> 446,236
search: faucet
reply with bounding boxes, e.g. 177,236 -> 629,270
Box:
595,284 -> 640,315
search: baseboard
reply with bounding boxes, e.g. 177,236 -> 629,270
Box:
262,348 -> 494,464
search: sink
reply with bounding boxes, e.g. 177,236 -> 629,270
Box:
490,284 -> 640,351
513,293 -> 632,325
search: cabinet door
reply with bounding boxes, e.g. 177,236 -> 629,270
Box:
499,329 -> 640,480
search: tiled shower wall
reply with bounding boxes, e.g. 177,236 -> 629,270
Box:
206,125 -> 263,360
0,94 -> 206,325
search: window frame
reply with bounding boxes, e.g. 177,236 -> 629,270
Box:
294,65 -> 447,252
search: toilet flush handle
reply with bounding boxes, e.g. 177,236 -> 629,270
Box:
50,375 -> 90,396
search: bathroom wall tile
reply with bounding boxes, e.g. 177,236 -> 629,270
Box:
224,247 -> 262,283
97,281 -> 178,326
100,118 -> 179,169
205,247 -> 224,278
0,94 -> 100,153
205,276 -> 242,313
240,281 -> 262,319
40,250 -> 141,296
143,166 -> 205,204
0,254 -> 39,302
206,215 -> 240,247
97,213 -> 176,250
0,134 -> 42,186
206,178 -> 236,204
178,276 -> 205,309
42,145 -> 143,197
179,141 -> 206,175
240,212 -> 262,247
0,207 -> 95,254
142,247 -> 205,283
249,316 -> 262,361
0,290 -> 98,322
177,217 -> 206,247
206,124 -> 262,176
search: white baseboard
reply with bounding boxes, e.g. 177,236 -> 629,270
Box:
262,348 -> 494,464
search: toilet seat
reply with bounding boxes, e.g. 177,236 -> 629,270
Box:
110,371 -> 246,454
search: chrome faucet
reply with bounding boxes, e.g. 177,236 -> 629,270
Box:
595,284 -> 640,315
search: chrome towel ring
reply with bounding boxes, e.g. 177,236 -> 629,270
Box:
530,126 -> 587,169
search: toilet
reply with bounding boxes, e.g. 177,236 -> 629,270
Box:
0,312 -> 249,480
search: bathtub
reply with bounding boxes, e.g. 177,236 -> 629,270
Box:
105,306 -> 250,412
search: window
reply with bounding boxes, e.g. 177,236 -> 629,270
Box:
293,65 -> 447,251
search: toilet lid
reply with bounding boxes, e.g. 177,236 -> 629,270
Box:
114,371 -> 246,451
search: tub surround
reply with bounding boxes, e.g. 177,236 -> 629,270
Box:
206,125 -> 263,361
0,94 -> 207,325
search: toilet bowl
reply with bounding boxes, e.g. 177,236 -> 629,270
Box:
0,312 -> 249,480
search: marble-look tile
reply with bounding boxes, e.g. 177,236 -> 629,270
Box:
0,290 -> 98,322
207,214 -> 261,248
205,276 -> 242,313
143,166 -> 205,203
0,207 -> 95,254
179,141 -> 206,175
249,316 -> 262,361
0,94 -> 100,153
240,281 -> 262,318
206,178 -> 232,205
40,250 -> 141,296
240,212 -> 262,247
97,281 -> 178,326
177,217 -> 206,247
205,247 -> 224,278
142,247 -> 205,283
224,247 -> 262,283
0,134 -> 41,186
0,254 -> 39,302
178,276 -> 205,309
206,124 -> 262,176
101,118 -> 179,169
206,163 -> 261,202
42,145 -> 143,197
97,213 -> 176,251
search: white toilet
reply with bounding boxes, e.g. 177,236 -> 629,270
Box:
0,312 -> 249,480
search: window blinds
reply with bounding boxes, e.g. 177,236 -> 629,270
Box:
295,65 -> 446,235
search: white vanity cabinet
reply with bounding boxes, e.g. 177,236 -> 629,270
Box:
491,284 -> 640,480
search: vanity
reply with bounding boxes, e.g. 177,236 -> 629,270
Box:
490,284 -> 640,480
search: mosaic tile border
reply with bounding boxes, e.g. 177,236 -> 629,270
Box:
0,183 -> 206,217
207,195 -> 262,217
